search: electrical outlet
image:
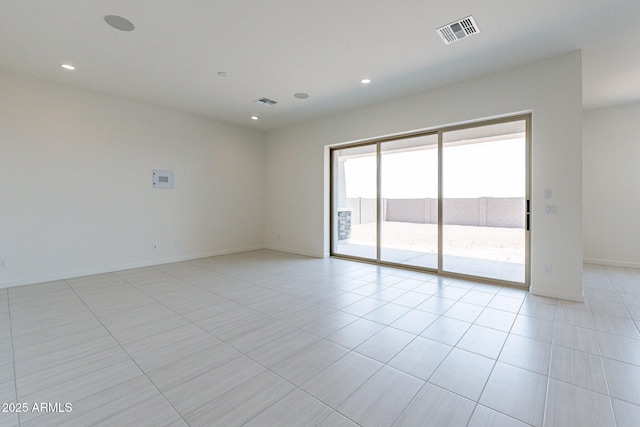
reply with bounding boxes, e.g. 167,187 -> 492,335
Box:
544,264 -> 552,274
152,243 -> 158,251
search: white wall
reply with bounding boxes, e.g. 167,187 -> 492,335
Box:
265,52 -> 583,301
0,71 -> 265,288
583,102 -> 640,268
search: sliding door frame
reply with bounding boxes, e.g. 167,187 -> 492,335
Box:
330,113 -> 531,288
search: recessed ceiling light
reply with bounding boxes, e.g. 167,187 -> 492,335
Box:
250,115 -> 260,120
217,71 -> 228,77
61,63 -> 75,71
361,78 -> 371,84
294,92 -> 309,99
104,15 -> 135,32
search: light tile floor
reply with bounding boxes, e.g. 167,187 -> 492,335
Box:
0,250 -> 639,426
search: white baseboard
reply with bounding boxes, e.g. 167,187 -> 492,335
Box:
583,258 -> 640,269
530,287 -> 584,303
263,245 -> 326,259
0,245 -> 265,289
8,249 -> 624,293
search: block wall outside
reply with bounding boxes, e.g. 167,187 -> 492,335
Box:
346,197 -> 376,224
485,198 -> 526,228
346,197 -> 524,228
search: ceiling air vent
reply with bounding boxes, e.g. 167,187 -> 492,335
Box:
436,16 -> 479,45
255,97 -> 278,106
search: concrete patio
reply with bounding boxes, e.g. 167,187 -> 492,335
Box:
336,222 -> 526,284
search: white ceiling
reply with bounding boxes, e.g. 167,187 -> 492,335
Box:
1,0 -> 639,130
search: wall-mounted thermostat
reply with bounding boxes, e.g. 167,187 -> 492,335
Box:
153,170 -> 174,189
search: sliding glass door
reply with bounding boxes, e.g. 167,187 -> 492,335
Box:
442,120 -> 528,283
331,144 -> 377,260
380,134 -> 438,269
330,115 -> 530,286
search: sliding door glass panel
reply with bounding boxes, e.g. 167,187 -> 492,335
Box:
442,120 -> 527,283
332,144 -> 377,260
380,134 -> 438,268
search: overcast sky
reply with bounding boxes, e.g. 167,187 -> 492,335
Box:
344,138 -> 525,199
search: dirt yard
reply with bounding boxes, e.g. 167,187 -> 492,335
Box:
348,222 -> 525,264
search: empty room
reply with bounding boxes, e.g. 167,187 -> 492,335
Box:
1,1 -> 639,426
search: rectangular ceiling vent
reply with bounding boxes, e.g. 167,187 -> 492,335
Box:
437,16 -> 479,45
255,97 -> 278,106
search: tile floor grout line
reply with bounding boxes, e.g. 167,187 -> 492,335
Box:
386,379 -> 430,427
3,254 -> 639,425
63,277 -> 190,427
599,267 -> 629,427
118,264 -> 360,423
540,322 -> 557,427
461,294 -> 523,426
467,284 -> 540,425
9,290 -> 129,423
155,261 -> 391,425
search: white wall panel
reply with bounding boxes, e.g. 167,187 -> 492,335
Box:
583,102 -> 640,268
0,71 -> 265,287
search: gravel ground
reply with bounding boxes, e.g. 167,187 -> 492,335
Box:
347,221 -> 525,264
